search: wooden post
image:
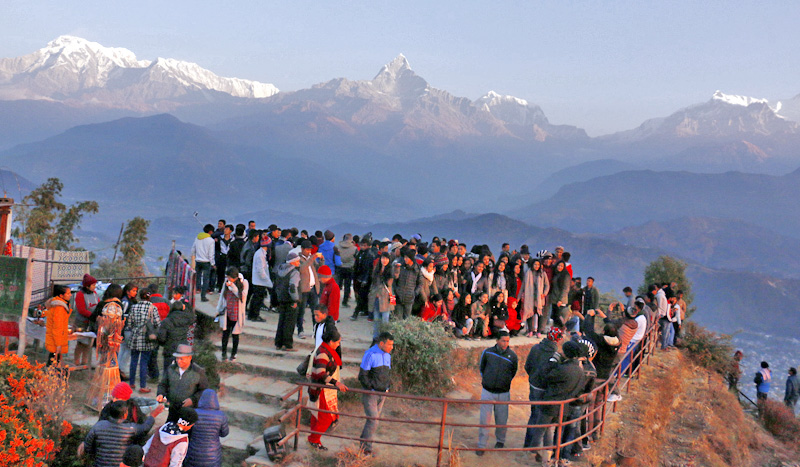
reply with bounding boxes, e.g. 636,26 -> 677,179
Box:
555,401 -> 565,462
111,223 -> 124,263
436,401 -> 448,467
17,255 -> 33,356
0,197 -> 12,245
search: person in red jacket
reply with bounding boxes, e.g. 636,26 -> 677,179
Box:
73,273 -> 99,367
318,266 -> 341,322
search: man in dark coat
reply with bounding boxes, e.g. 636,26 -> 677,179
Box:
393,249 -> 422,319
157,344 -> 209,421
476,331 -> 518,455
80,400 -> 162,467
523,327 -> 565,448
157,301 -> 196,373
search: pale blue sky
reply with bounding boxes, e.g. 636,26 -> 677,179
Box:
3,1 -> 800,135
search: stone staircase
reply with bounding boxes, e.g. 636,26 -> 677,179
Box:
194,298 -> 376,465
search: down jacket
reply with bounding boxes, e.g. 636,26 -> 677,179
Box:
183,389 -> 229,467
157,304 -> 197,359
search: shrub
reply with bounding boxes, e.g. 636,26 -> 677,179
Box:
49,425 -> 89,467
759,399 -> 800,444
0,353 -> 73,466
679,321 -> 734,376
383,318 -> 457,396
193,336 -> 220,390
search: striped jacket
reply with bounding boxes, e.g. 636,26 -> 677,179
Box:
84,417 -> 155,467
309,344 -> 340,402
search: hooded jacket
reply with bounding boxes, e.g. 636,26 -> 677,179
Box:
191,233 -> 215,266
337,235 -> 358,269
157,305 -> 197,359
317,240 -> 342,274
581,314 -> 620,379
143,422 -> 189,467
525,339 -> 561,389
45,297 -> 71,354
275,262 -> 301,304
183,389 -> 229,467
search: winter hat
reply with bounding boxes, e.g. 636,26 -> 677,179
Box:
434,254 -> 449,267
286,251 -> 301,264
177,407 -> 199,427
170,301 -> 186,312
324,230 -> 335,241
300,240 -> 313,250
563,340 -> 582,359
318,265 -> 332,278
411,233 -> 422,242
260,237 -> 272,247
547,327 -> 564,342
520,245 -> 530,255
111,382 -> 133,401
82,273 -> 97,288
122,445 -> 144,467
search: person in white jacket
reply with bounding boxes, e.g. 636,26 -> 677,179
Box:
191,224 -> 216,302
248,237 -> 273,322
142,407 -> 197,467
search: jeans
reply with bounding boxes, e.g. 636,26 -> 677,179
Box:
395,302 -> 413,320
454,318 -> 474,337
276,303 -> 299,349
560,405 -> 585,458
530,408 -> 560,462
620,340 -> 639,376
196,261 -> 212,299
523,387 -> 545,447
215,256 -> 227,292
339,268 -> 353,303
478,389 -> 510,449
372,298 -> 391,340
130,349 -> 151,389
360,393 -> 386,451
660,318 -> 674,349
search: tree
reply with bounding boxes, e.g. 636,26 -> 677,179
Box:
639,255 -> 695,315
119,217 -> 150,276
12,177 -> 99,250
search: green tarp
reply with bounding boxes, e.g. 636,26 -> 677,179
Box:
0,257 -> 27,317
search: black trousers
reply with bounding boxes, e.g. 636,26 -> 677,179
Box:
221,322 -> 239,357
248,285 -> 268,319
339,267 -> 353,303
276,303 -> 299,349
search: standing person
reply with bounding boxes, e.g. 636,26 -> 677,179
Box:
337,233 -> 358,307
318,230 -> 342,275
353,238 -> 378,319
45,284 -> 72,367
582,277 -> 600,314
119,283 -> 138,379
79,400 -> 161,467
523,327 -> 564,449
128,289 -> 161,394
147,284 -> 170,381
183,390 -> 229,467
158,299 -> 196,372
215,224 -> 233,293
157,344 -> 209,421
239,230 -> 260,290
308,329 -> 348,451
520,258 -> 549,338
216,267 -> 248,362
754,361 -> 772,401
275,251 -> 302,351
248,236 -> 273,322
675,290 -> 687,339
72,273 -> 99,367
549,261 -> 571,326
369,253 -> 395,340
727,350 -> 744,396
226,224 -> 247,272
358,332 -> 394,455
785,368 -> 799,414
191,224 -> 216,302
318,265 -> 341,322
298,241 -> 323,339
393,249 -> 421,319
476,331 -> 518,456
142,407 -> 197,467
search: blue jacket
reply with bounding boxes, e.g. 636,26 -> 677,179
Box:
358,344 -> 392,392
318,240 -> 342,274
184,389 -> 229,467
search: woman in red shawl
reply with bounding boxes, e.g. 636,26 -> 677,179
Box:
308,329 -> 347,451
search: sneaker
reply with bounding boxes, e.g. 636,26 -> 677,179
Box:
298,333 -> 307,339
309,442 -> 328,451
581,440 -> 591,451
607,394 -> 622,402
139,387 -> 151,394
350,315 -> 358,321
494,442 -> 505,449
201,297 -> 209,302
229,356 -> 237,362
213,316 -> 219,323
475,450 -> 485,457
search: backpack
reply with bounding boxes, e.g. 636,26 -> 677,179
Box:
274,269 -> 294,303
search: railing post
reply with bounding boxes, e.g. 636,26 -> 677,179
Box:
555,401 -> 564,462
601,383 -> 608,436
294,386 -> 303,451
436,401 -> 448,467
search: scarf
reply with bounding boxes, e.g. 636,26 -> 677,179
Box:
471,270 -> 482,294
321,342 -> 342,367
420,267 -> 435,283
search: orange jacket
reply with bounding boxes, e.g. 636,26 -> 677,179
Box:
45,297 -> 72,354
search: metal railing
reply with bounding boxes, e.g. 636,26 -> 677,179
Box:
280,321 -> 661,466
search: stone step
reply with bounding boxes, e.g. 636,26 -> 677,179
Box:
214,351 -> 359,381
231,321 -> 374,348
221,373 -> 299,404
221,425 -> 263,451
243,447 -> 276,466
218,397 -> 284,433
215,343 -> 363,366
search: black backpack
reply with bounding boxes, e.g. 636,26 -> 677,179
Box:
274,269 -> 294,303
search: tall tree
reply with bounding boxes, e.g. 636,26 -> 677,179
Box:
12,177 -> 98,250
119,217 -> 150,276
639,255 -> 695,313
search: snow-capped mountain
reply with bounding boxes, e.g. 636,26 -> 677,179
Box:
249,54 -> 586,143
605,90 -> 798,142
0,36 -> 278,107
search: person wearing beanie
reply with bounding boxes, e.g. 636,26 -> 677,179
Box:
142,407 -> 197,467
73,273 -> 99,367
98,382 -> 148,444
529,340 -> 586,463
523,326 -> 565,448
317,265 -> 341,322
476,331 -> 517,455
122,445 -> 144,467
318,230 -> 342,276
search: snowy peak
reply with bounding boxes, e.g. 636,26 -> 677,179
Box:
371,54 -> 427,98
0,36 -> 278,104
475,90 -> 547,126
374,54 -> 412,79
711,90 -> 769,107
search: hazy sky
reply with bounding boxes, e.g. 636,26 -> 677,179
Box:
3,1 -> 800,136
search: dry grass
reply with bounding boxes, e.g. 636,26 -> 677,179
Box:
335,446 -> 375,467
759,399 -> 800,444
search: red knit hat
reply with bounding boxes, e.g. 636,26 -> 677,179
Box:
547,327 -> 564,342
82,273 -> 98,288
318,265 -> 332,278
111,382 -> 133,401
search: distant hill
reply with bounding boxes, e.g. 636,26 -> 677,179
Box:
603,217 -> 800,279
510,168 -> 800,238
0,168 -> 34,199
328,212 -> 800,339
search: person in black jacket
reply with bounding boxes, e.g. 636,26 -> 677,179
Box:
529,340 -> 586,464
157,300 -> 196,373
476,331 -> 518,455
523,327 -> 565,448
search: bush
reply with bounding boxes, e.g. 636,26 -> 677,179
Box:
0,354 -> 73,466
49,425 -> 89,467
759,399 -> 800,444
679,321 -> 735,376
383,318 -> 457,396
193,336 -> 220,390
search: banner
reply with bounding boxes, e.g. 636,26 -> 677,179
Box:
0,256 -> 27,317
